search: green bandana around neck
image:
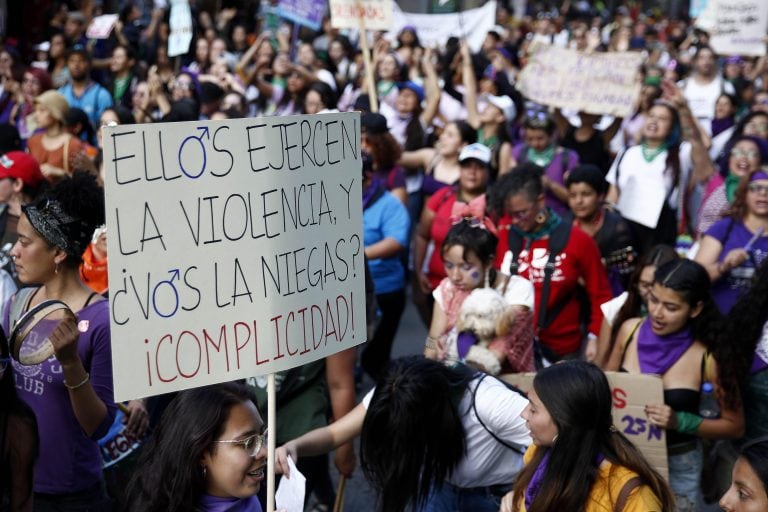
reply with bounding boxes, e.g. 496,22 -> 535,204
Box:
527,145 -> 555,167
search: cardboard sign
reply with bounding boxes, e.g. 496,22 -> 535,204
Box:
277,0 -> 327,31
86,14 -> 118,40
103,113 -> 366,401
501,371 -> 668,479
329,0 -> 392,31
709,0 -> 768,57
168,0 -> 193,57
387,1 -> 497,53
516,46 -> 643,117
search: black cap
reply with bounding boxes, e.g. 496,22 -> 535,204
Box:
361,112 -> 388,135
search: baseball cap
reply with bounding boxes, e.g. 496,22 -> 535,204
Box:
486,95 -> 516,121
361,112 -> 389,135
397,81 -> 425,102
459,143 -> 492,165
0,152 -> 45,188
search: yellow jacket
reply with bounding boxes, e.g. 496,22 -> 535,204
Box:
519,446 -> 663,511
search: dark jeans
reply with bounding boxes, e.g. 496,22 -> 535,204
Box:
34,482 -> 111,512
361,289 -> 406,380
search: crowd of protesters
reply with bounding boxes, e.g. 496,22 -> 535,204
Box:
2,0 -> 768,511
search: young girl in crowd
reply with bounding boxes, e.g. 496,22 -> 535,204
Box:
125,383 -> 267,512
598,244 -> 680,369
500,360 -> 674,511
614,259 -> 745,511
719,438 -> 768,512
423,218 -> 535,373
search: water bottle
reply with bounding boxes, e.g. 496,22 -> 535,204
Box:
699,382 -> 720,419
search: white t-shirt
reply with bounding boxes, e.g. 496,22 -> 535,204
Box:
606,142 -> 692,228
362,375 -> 531,487
680,76 -> 735,130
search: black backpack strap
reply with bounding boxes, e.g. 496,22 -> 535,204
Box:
536,222 -> 571,330
506,229 -> 524,276
471,373 -> 525,455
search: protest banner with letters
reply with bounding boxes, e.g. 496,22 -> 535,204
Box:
168,0 -> 193,57
103,113 -> 365,402
277,0 -> 327,31
516,46 -> 643,117
502,371 -> 668,479
708,0 -> 768,57
387,1 -> 496,53
86,14 -> 118,40
329,0 -> 393,31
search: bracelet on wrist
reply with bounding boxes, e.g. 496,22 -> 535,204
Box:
425,336 -> 438,350
64,372 -> 90,391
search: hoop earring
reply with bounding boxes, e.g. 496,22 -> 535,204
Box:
54,263 -> 59,275
484,268 -> 490,288
202,466 -> 207,479
534,210 -> 547,225
552,434 -> 559,444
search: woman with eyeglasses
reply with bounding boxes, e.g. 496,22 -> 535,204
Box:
0,327 -> 38,512
491,163 -> 611,364
125,383 -> 270,512
695,170 -> 768,314
697,136 -> 767,237
511,113 -> 579,216
3,172 -> 116,509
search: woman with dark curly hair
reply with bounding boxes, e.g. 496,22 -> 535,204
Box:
720,258 -> 768,442
3,172 -> 115,509
615,259 -> 744,511
361,112 -> 407,204
124,382 -> 267,512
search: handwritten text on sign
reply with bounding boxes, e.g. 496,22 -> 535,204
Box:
103,113 -> 365,401
329,0 -> 392,31
709,0 -> 768,57
501,371 -> 668,480
517,46 -> 643,118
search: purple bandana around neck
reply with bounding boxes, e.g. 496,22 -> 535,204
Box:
525,449 -> 551,510
199,495 -> 263,512
637,320 -> 693,375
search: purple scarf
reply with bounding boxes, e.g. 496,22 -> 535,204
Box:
525,449 -> 551,510
199,495 -> 263,512
637,320 -> 693,375
711,116 -> 735,138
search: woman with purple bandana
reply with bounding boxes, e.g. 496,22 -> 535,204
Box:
616,259 -> 744,511
500,361 -> 673,512
696,170 -> 768,313
4,172 -> 116,510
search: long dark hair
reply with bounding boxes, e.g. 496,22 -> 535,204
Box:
654,260 -> 739,409
610,245 -> 679,349
512,361 -> 674,512
360,356 -> 475,512
123,383 -> 259,512
740,438 -> 768,493
720,259 -> 768,403
0,328 -> 38,505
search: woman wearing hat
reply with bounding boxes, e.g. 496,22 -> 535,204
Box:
4,172 -> 115,509
27,90 -> 84,183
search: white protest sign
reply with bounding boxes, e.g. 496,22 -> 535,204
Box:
103,113 -> 365,401
517,46 -> 643,117
87,14 -> 119,40
502,371 -> 668,480
709,0 -> 768,57
387,1 -> 496,53
168,0 -> 193,57
330,0 -> 393,31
